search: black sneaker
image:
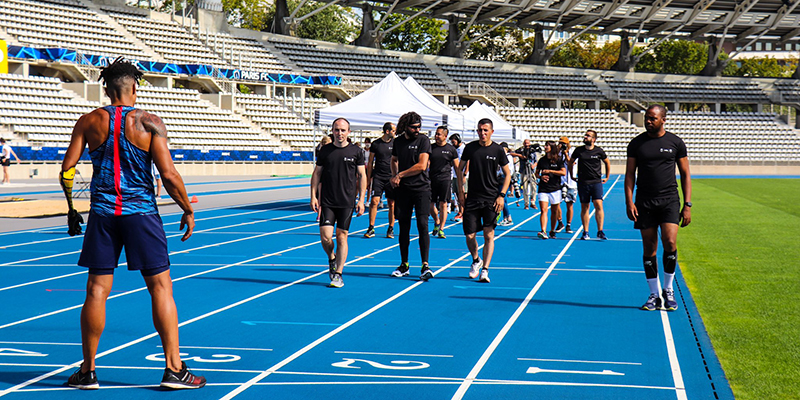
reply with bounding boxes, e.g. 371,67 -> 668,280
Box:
160,361 -> 206,389
565,224 -> 573,234
386,226 -> 394,238
555,220 -> 565,232
597,230 -> 608,240
391,262 -> 410,277
67,367 -> 99,390
548,231 -> 556,239
641,294 -> 662,311
420,263 -> 433,281
328,257 -> 337,281
364,227 -> 375,238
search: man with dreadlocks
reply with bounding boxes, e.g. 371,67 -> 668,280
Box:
60,58 -> 205,390
389,111 -> 433,281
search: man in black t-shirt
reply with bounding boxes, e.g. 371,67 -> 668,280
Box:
390,112 -> 434,281
569,129 -> 611,240
310,118 -> 367,288
456,118 -> 511,283
625,105 -> 692,312
364,122 -> 396,239
429,126 -> 459,239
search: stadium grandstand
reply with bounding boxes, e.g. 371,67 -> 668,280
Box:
0,0 -> 799,180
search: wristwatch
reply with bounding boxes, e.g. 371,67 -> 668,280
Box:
684,202 -> 692,208
499,192 -> 506,198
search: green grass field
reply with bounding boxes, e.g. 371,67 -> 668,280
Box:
679,178 -> 800,400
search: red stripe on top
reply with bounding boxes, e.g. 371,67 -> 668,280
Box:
113,106 -> 123,216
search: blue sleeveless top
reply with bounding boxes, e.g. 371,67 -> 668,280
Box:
89,106 -> 158,217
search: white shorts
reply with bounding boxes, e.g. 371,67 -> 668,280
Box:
538,191 -> 562,205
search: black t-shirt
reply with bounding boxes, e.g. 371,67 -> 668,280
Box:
369,137 -> 393,179
627,131 -> 688,200
316,143 -> 365,207
536,157 -> 564,194
461,141 -> 509,204
429,143 -> 458,182
392,133 -> 432,192
571,145 -> 607,185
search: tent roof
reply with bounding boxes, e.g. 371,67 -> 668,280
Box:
460,101 -> 529,143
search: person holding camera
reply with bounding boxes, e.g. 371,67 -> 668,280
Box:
554,137 -> 577,234
569,129 -> 611,240
511,139 -> 539,210
534,141 -> 566,239
625,105 -> 692,312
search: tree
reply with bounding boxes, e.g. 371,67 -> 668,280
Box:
379,13 -> 446,54
634,39 -> 708,75
223,0 -> 358,43
723,56 -> 793,78
221,0 -> 270,30
462,26 -> 534,63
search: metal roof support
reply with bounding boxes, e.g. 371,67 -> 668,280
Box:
379,0 -> 444,38
286,0 -> 343,26
627,0 -> 716,65
458,1 -> 491,43
464,9 -> 523,46
372,0 -> 402,34
728,0 -> 800,59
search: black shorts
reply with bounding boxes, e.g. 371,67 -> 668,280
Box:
430,178 -> 451,204
78,211 -> 170,277
320,206 -> 354,231
578,182 -> 604,203
1,158 -> 9,167
462,201 -> 498,235
370,176 -> 394,200
634,197 -> 680,230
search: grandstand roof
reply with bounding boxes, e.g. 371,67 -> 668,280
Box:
357,0 -> 800,46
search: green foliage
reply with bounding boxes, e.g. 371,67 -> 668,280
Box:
462,26 -> 534,63
723,56 -> 793,78
680,179 -> 800,400
634,39 -> 708,74
548,34 -> 620,70
379,13 -> 446,55
223,0 -> 357,43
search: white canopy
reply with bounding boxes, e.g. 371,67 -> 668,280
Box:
459,101 -> 530,143
316,72 -> 463,132
402,76 -> 466,133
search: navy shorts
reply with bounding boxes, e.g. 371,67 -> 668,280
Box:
320,207 -> 354,231
430,178 -> 451,204
370,176 -> 395,200
634,197 -> 680,230
462,201 -> 498,235
578,182 -> 604,203
78,211 -> 170,276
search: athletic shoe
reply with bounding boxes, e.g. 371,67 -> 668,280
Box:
436,229 -> 446,239
420,264 -> 434,281
328,258 -> 337,281
329,273 -> 344,288
548,231 -> 556,239
597,230 -> 608,240
662,289 -> 678,311
454,214 -> 462,222
641,294 -> 663,311
67,367 -> 99,390
391,263 -> 410,277
386,226 -> 394,238
431,226 -> 439,235
364,227 -> 375,238
565,224 -> 573,234
524,205 -> 529,210
160,362 -> 206,389
581,232 -> 590,240
479,268 -> 490,283
469,258 -> 483,279
555,220 -> 565,232
537,231 -> 548,240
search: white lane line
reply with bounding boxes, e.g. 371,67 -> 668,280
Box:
450,176 -> 620,400
0,341 -> 80,346
157,345 -> 273,352
219,212 -> 540,400
661,310 -> 687,400
517,358 -> 642,366
334,351 -> 453,358
0,217 -> 400,397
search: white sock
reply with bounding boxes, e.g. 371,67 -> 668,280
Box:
647,278 -> 660,295
663,273 -> 675,291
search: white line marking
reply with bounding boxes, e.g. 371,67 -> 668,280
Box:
517,358 -> 642,366
661,310 -> 687,400
157,345 -> 273,352
526,366 -> 624,376
451,176 -> 620,400
334,351 -> 453,358
0,341 -> 80,346
218,213 -> 540,400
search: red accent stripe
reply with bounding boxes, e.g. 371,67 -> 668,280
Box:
113,107 -> 123,216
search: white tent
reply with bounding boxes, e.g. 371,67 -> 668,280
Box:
459,101 -> 530,142
316,72 -> 462,132
402,76 -> 466,133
